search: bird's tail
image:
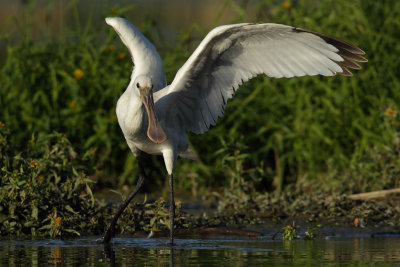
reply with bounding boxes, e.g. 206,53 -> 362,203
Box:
179,146 -> 198,161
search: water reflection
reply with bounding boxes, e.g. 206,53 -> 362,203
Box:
1,237 -> 400,266
103,243 -> 177,267
103,244 -> 115,266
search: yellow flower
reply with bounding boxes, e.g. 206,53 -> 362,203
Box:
354,217 -> 359,227
55,217 -> 62,226
29,160 -> 37,168
0,121 -> 5,127
104,45 -> 115,53
282,1 -> 291,9
91,147 -> 98,157
118,53 -> 126,60
39,176 -> 45,182
111,7 -> 119,14
385,106 -> 396,118
285,225 -> 293,230
69,101 -> 77,109
73,69 -> 84,79
110,115 -> 117,123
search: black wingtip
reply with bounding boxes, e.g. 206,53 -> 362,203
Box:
340,66 -> 353,76
293,27 -> 367,76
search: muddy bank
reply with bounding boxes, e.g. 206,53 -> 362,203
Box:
104,191 -> 400,240
2,167 -> 400,239
107,190 -> 399,241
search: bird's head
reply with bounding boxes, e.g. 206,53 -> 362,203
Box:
135,75 -> 167,144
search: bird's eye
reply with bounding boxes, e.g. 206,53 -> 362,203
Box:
136,83 -> 140,88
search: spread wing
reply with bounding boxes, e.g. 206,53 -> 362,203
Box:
166,23 -> 367,134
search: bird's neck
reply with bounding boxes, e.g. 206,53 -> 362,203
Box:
116,88 -> 148,140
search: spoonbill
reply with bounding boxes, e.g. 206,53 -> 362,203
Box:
102,17 -> 367,244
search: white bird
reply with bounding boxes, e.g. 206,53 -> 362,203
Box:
102,17 -> 367,244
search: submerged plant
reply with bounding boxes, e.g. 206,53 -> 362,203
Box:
282,221 -> 297,240
304,224 -> 322,240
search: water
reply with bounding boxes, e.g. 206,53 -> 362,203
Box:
1,236 -> 400,266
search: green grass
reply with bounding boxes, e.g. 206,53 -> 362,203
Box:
0,0 -> 399,196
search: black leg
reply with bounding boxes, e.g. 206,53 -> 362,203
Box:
170,247 -> 175,267
102,161 -> 146,244
169,173 -> 175,245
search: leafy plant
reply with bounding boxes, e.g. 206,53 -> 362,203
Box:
305,224 -> 322,240
282,221 -> 297,240
0,124 -> 106,237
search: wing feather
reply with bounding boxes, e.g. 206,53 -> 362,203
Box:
166,23 -> 367,134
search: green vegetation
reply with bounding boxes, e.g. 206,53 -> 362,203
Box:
305,224 -> 322,240
1,124 -> 399,237
0,124 -> 103,237
0,0 -> 399,237
282,221 -> 297,240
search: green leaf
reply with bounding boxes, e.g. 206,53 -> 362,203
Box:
64,229 -> 81,236
39,224 -> 52,230
31,205 -> 38,220
65,205 -> 78,215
